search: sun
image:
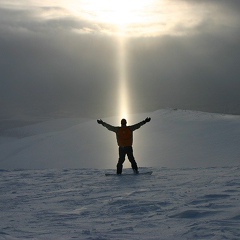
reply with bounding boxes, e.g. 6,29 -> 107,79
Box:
84,0 -> 149,26
67,0 -> 156,29
64,0 -> 194,37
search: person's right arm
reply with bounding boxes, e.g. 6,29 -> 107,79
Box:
97,119 -> 118,133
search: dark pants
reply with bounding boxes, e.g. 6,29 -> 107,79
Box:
117,146 -> 138,174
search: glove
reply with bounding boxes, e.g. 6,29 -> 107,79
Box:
97,119 -> 104,125
144,117 -> 151,123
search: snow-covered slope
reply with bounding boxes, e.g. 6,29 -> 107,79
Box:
0,109 -> 240,169
0,167 -> 240,239
1,111 -> 240,239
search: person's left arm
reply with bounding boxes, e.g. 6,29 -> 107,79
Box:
129,117 -> 151,131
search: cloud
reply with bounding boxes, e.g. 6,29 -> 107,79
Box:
126,28 -> 240,113
0,0 -> 240,120
0,5 -> 120,118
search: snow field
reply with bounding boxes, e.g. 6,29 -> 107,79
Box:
1,109 -> 240,239
0,167 -> 240,239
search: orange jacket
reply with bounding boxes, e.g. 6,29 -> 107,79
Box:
102,120 -> 146,147
116,126 -> 132,147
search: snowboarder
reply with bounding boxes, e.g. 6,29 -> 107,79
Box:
97,117 -> 151,174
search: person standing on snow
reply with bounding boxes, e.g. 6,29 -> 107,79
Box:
97,117 -> 151,174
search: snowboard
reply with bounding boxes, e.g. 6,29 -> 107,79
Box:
105,171 -> 153,176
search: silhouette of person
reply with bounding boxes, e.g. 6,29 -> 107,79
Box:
97,117 -> 151,174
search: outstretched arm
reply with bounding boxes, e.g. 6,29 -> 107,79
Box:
130,117 -> 151,131
97,119 -> 118,133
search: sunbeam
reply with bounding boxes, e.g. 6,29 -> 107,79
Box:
117,35 -> 129,119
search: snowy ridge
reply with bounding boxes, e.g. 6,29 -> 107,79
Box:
0,167 -> 240,239
0,118 -> 89,139
0,109 -> 240,169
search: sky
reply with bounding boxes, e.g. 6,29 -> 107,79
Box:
1,0 -> 240,120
